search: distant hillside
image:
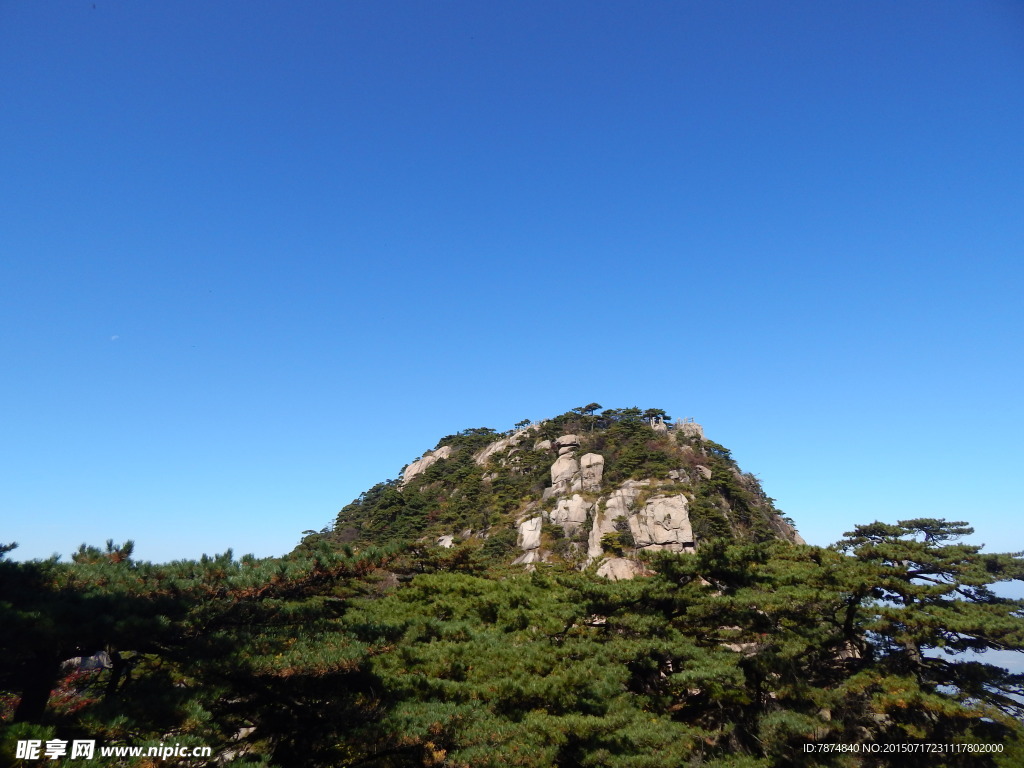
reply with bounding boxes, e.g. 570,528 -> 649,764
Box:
315,406 -> 803,578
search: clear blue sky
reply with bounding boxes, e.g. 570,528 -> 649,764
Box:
2,1 -> 1022,564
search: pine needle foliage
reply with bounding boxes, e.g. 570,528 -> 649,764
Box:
4,406 -> 1024,767
6,518 -> 1021,766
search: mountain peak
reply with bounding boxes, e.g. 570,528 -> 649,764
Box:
326,407 -> 803,577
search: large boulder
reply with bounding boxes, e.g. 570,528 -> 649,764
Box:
548,453 -> 580,493
554,434 -> 580,451
401,445 -> 453,485
629,494 -> 694,552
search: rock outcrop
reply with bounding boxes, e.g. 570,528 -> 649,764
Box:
605,481 -> 647,518
474,424 -> 539,466
629,494 -> 694,552
588,514 -> 618,560
549,454 -> 580,492
402,445 -> 453,485
517,516 -> 542,552
579,453 -> 604,492
543,436 -> 604,499
674,420 -> 704,440
587,481 -> 646,559
597,558 -> 649,581
513,516 -> 545,565
554,434 -> 580,454
549,494 -> 592,535
340,409 -> 803,584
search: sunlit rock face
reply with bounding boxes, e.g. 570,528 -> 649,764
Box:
517,516 -> 543,552
579,453 -> 604,492
587,481 -> 646,560
401,445 -> 453,485
629,494 -> 694,552
544,453 -> 580,499
597,557 -> 648,581
549,494 -> 592,535
513,516 -> 546,566
474,424 -> 540,466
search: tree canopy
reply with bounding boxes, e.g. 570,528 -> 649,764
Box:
2,519 -> 1022,766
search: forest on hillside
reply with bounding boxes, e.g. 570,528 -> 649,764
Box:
2,518 -> 1024,767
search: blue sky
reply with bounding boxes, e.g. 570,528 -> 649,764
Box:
2,1 -> 1022,565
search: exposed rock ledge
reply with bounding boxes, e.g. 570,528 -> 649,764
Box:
474,424 -> 540,466
401,445 -> 453,485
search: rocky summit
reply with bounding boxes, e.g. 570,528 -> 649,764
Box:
330,406 -> 803,577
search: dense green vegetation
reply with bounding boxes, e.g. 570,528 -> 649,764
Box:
4,411 -> 1023,765
2,519 -> 1023,766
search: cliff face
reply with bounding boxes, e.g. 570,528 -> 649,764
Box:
330,408 -> 803,578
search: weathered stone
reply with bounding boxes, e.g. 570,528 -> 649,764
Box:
596,558 -> 648,581
534,439 -> 552,452
579,453 -> 604,492
587,508 -> 619,559
555,434 -> 580,449
437,535 -> 454,549
550,454 -> 580,488
675,421 -> 705,440
695,465 -> 712,480
587,481 -> 646,559
629,494 -> 694,552
513,549 -> 545,566
771,515 -> 806,545
402,445 -> 453,485
558,445 -> 575,456
474,424 -> 539,466
518,516 -> 543,551
549,494 -> 592,534
605,481 -> 645,518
